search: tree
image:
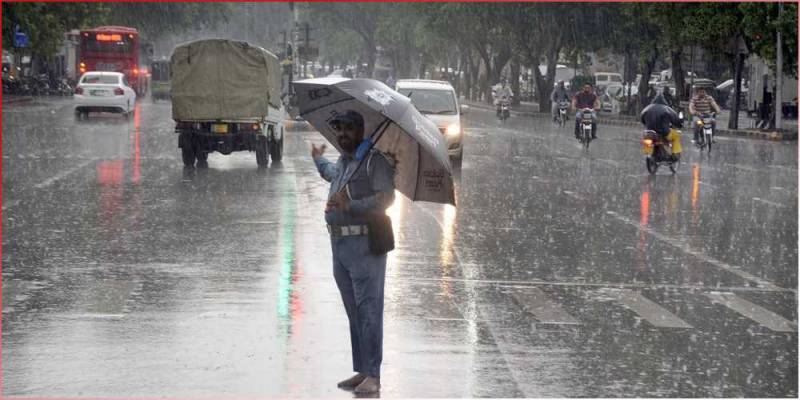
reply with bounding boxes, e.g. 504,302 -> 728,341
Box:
740,2 -> 798,78
2,3 -> 108,61
510,4 -> 605,111
102,3 -> 232,42
306,3 -> 382,77
2,2 -> 231,66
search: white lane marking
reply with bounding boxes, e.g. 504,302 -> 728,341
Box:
384,274 -> 794,293
770,186 -> 793,193
32,159 -> 94,189
599,289 -> 693,329
698,181 -> 717,188
596,158 -> 621,167
511,287 -> 580,325
769,165 -> 798,173
705,292 -> 796,332
606,210 -> 784,292
752,197 -> 787,208
562,190 -> 583,200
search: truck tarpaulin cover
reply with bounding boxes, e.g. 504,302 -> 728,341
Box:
170,39 -> 281,120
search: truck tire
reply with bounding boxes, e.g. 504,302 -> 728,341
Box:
256,138 -> 269,167
179,131 -> 196,167
269,136 -> 283,162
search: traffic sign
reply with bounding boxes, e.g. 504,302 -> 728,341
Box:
14,27 -> 29,48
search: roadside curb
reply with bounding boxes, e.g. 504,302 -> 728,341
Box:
1,96 -> 35,105
464,101 -> 797,141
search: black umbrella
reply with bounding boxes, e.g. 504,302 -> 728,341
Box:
294,77 -> 456,205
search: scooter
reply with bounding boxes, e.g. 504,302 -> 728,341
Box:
695,112 -> 715,153
556,101 -> 569,128
497,99 -> 511,123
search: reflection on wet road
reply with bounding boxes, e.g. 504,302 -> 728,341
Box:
3,98 -> 797,397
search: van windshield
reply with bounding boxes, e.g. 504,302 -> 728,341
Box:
397,88 -> 457,115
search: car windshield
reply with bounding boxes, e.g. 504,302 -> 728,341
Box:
397,88 -> 456,115
82,75 -> 119,84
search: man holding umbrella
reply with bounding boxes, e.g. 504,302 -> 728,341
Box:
295,77 -> 456,394
311,110 -> 395,395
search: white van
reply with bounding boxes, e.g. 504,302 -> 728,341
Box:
594,72 -> 623,89
395,79 -> 466,163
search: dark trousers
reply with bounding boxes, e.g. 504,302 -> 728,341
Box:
332,235 -> 387,378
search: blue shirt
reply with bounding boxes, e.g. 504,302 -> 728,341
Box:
314,150 -> 396,226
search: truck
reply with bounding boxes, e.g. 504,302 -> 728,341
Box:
170,39 -> 285,168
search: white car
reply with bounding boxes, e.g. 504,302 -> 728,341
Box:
74,71 -> 136,120
395,79 -> 466,163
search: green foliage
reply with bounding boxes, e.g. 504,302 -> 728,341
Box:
2,2 -> 231,60
3,3 -> 108,59
740,2 -> 798,78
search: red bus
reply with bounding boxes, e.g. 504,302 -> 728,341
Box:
78,26 -> 147,95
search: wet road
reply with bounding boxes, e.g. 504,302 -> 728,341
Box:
3,97 -> 797,397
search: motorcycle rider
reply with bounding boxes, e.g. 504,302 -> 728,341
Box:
688,86 -> 721,144
493,79 -> 514,117
640,93 -> 683,161
572,83 -> 600,139
550,80 -> 570,121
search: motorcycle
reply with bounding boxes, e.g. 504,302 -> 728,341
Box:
497,99 -> 511,123
642,129 -> 680,175
579,108 -> 594,149
556,101 -> 569,128
56,78 -> 73,96
695,112 -> 715,153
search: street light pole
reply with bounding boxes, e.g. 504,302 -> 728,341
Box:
775,2 -> 783,130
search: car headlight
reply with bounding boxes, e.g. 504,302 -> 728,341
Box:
446,123 -> 461,137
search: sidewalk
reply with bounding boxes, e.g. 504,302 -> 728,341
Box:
463,99 -> 798,141
2,95 -> 36,105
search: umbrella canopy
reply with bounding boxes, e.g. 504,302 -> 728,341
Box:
294,77 -> 456,205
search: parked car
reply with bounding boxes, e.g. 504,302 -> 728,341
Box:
74,71 -> 136,120
395,79 -> 466,164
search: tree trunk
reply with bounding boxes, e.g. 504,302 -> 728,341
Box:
510,58 -> 521,106
469,52 -> 480,101
638,47 -> 659,112
365,38 -> 376,78
729,52 -> 745,130
456,48 -> 467,98
477,50 -> 494,105
671,49 -> 686,101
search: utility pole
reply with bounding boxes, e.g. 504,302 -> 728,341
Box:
303,23 -> 310,78
775,1 -> 783,130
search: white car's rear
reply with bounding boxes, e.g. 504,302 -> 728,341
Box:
74,72 -> 136,119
